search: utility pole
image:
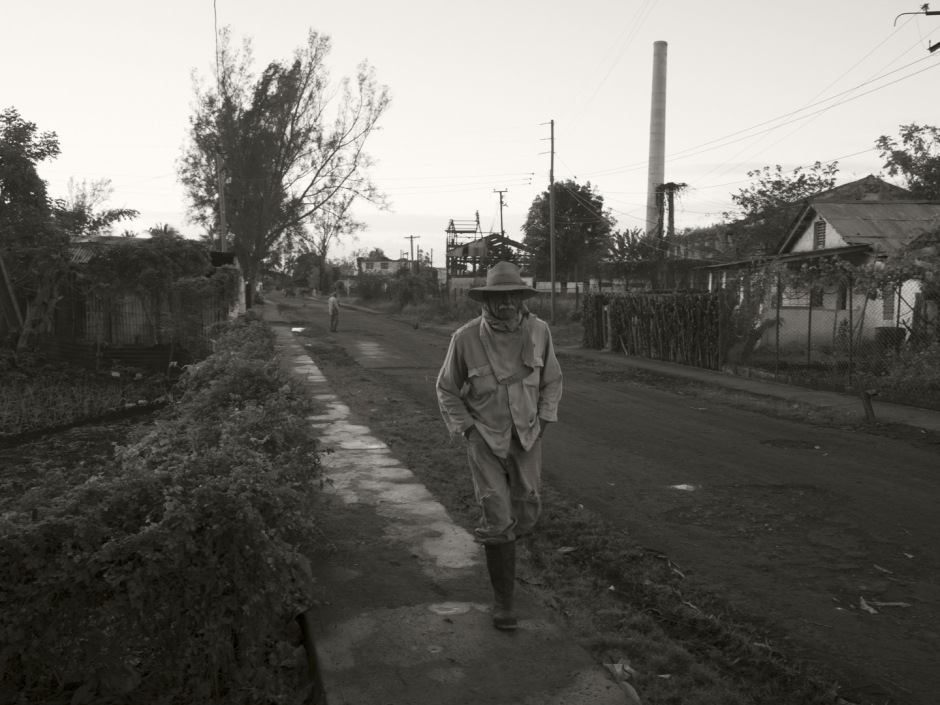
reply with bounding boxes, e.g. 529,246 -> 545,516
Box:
494,189 -> 508,237
405,235 -> 420,262
549,120 -> 556,325
215,151 -> 228,252
405,235 -> 420,273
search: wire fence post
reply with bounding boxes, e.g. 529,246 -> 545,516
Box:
806,289 -> 814,368
774,273 -> 781,380
847,276 -> 854,386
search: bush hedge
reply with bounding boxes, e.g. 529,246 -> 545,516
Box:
0,311 -> 322,703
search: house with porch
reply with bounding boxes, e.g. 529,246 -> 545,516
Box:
703,194 -> 940,393
766,200 -> 940,347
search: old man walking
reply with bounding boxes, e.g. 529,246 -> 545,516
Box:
436,261 -> 562,630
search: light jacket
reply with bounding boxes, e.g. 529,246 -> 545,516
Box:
436,313 -> 562,458
328,296 -> 340,314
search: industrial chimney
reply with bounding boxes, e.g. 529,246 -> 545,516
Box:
645,41 -> 668,237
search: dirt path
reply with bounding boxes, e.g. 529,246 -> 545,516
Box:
280,296 -> 940,705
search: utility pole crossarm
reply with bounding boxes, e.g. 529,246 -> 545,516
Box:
893,7 -> 940,51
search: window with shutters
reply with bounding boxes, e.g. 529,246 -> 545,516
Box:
813,220 -> 826,249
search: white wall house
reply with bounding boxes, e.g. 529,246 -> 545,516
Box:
762,200 -> 940,347
357,256 -> 410,276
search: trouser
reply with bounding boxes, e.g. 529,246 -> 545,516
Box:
330,313 -> 338,331
467,431 -> 541,544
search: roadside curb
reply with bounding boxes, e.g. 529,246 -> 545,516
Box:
555,346 -> 940,433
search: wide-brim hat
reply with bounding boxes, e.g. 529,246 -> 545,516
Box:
468,261 -> 539,301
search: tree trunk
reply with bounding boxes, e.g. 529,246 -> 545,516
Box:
245,265 -> 258,310
16,269 -> 62,351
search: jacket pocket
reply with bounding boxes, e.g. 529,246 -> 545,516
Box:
523,363 -> 543,387
468,364 -> 497,396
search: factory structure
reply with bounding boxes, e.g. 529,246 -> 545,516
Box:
443,212 -> 534,294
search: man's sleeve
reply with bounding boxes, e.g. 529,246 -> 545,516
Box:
436,334 -> 475,437
537,325 -> 563,423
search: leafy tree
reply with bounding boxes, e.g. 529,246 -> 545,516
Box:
54,177 -> 137,241
603,227 -> 659,279
179,28 -> 391,304
722,161 -> 839,258
148,222 -> 182,237
295,192 -> 365,291
1,109 -> 139,351
521,179 -> 615,283
876,123 -> 940,199
0,108 -> 64,351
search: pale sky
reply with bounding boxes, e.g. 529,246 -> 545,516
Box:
3,1 -> 939,265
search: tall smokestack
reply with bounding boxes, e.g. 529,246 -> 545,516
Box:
645,41 -> 668,237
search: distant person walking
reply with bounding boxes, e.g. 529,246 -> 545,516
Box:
436,261 -> 562,630
328,292 -> 340,332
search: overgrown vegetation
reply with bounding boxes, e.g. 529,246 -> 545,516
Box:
0,363 -> 170,438
0,108 -> 139,351
78,233 -> 243,362
0,311 -> 322,704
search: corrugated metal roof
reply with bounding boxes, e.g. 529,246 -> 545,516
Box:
811,201 -> 940,254
69,243 -> 99,264
69,235 -> 138,264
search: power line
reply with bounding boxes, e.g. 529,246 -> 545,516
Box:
579,52 -> 940,180
695,19 -> 926,187
562,0 -> 658,135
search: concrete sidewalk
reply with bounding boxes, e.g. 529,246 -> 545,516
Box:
262,302 -> 627,705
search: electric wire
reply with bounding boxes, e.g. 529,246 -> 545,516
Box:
695,18 -> 924,187
562,0 -> 658,136
579,52 -> 940,179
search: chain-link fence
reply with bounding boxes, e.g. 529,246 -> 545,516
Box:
720,266 -> 940,408
583,263 -> 940,410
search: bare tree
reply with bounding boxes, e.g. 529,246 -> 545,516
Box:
178,28 -> 390,300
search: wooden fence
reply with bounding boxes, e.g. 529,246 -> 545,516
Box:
583,291 -> 731,370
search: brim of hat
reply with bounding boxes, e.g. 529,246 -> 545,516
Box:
468,285 -> 540,302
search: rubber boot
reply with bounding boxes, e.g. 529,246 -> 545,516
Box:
484,541 -> 517,630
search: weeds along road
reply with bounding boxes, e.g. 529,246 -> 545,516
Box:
283,296 -> 940,705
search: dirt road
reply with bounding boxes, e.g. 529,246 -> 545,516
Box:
284,296 -> 940,705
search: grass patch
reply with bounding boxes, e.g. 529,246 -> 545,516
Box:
296,333 -> 846,705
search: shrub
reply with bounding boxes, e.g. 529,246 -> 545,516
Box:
354,275 -> 386,301
0,312 -> 322,703
873,340 -> 940,394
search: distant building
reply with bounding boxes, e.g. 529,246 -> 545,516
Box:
356,254 -> 410,276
